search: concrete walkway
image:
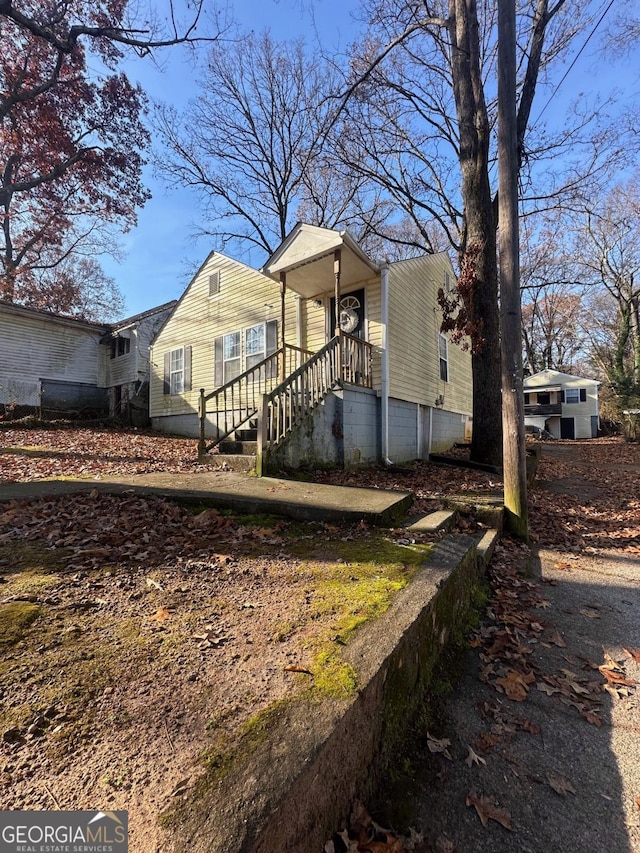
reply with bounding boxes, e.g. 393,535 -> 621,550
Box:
0,470 -> 413,527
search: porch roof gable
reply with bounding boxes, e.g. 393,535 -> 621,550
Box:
262,222 -> 379,298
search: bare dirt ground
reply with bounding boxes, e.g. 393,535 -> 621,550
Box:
0,424 -> 490,853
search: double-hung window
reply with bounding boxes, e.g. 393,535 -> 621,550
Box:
170,347 -> 184,394
565,388 -> 580,404
245,323 -> 266,370
438,333 -> 449,382
163,345 -> 191,395
223,331 -> 242,383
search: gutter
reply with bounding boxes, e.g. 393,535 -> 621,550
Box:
381,263 -> 392,465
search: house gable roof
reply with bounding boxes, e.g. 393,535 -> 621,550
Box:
262,222 -> 379,298
524,368 -> 599,390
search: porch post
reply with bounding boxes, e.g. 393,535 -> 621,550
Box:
333,249 -> 342,333
279,272 -> 286,382
334,249 -> 342,378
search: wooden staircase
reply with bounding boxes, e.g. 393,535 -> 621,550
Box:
198,332 -> 373,474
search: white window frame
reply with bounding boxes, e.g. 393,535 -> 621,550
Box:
170,347 -> 184,395
565,388 -> 580,404
438,333 -> 449,382
245,323 -> 266,369
223,331 -> 242,383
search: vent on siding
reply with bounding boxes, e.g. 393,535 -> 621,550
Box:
209,271 -> 220,296
444,270 -> 451,292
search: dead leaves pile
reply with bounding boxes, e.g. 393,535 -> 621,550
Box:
0,491 -> 285,572
311,459 -> 501,515
529,438 -> 640,554
474,544 -> 638,731
325,800 -> 432,853
0,426 -> 201,482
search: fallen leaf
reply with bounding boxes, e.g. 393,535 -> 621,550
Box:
546,770 -> 577,796
598,667 -> 637,686
579,608 -> 601,619
546,630 -> 567,648
283,664 -> 313,675
623,648 -> 640,664
145,577 -> 162,590
357,835 -> 403,853
465,792 -> 512,830
537,682 -> 559,696
465,745 -> 487,768
170,777 -> 190,797
427,733 -> 452,760
150,606 -> 172,621
581,709 -> 603,727
495,670 -> 535,701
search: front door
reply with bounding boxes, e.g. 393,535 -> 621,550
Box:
330,288 -> 365,339
560,417 -> 575,439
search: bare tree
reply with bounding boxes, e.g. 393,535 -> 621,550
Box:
153,31 -> 381,259
332,0 -> 626,465
577,182 -> 640,405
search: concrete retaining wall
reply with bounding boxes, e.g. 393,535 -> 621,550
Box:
165,533 -> 489,853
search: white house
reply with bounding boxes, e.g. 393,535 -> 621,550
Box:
524,369 -> 599,439
0,300 -> 176,422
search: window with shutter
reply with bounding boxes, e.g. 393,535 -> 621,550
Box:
163,346 -> 191,394
565,388 -> 579,404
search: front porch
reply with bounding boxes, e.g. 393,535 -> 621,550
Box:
198,224 -> 381,473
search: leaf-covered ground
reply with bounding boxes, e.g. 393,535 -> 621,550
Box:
1,426 -> 638,853
0,424 -> 484,851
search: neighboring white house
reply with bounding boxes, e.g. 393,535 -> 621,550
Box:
149,222 -> 473,470
524,369 -> 599,439
0,300 -> 175,422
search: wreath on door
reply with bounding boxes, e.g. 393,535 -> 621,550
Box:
339,295 -> 361,334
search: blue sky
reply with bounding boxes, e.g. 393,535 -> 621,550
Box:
103,0 -> 360,317
103,0 -> 635,318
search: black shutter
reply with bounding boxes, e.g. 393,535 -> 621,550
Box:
214,336 -> 224,387
163,352 -> 170,395
524,392 -> 530,404
560,390 -> 565,403
579,388 -> 586,402
184,346 -> 192,392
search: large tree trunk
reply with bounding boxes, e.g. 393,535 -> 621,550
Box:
465,208 -> 503,467
450,0 -> 503,466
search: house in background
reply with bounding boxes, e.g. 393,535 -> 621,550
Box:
0,300 -> 175,422
524,368 -> 599,439
149,222 -> 473,472
101,302 -> 177,424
